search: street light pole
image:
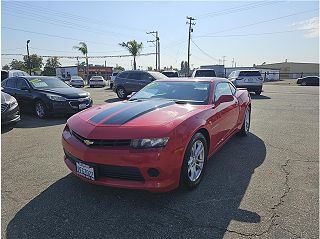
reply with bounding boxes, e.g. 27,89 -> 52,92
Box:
26,40 -> 31,75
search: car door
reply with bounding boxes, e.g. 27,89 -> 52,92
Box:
213,82 -> 239,144
16,77 -> 33,110
126,72 -> 141,92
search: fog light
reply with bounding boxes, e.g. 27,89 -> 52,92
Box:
148,168 -> 159,177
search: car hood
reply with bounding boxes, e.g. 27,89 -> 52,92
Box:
67,99 -> 208,139
1,91 -> 14,104
36,87 -> 89,99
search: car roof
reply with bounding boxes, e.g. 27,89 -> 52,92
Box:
194,69 -> 215,71
15,76 -> 58,80
157,77 -> 228,83
234,69 -> 260,72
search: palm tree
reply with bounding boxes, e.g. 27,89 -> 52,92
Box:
119,40 -> 143,70
73,42 -> 89,83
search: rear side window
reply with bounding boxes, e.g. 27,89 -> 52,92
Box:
128,72 -> 141,81
239,71 -> 261,77
195,70 -> 216,77
6,78 -> 17,88
214,82 -> 233,102
1,71 -> 9,81
117,72 -> 129,79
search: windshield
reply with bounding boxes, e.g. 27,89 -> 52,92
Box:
162,72 -> 178,77
130,81 -> 210,105
91,76 -> 103,80
195,70 -> 216,77
148,71 -> 168,80
27,77 -> 70,89
71,76 -> 82,79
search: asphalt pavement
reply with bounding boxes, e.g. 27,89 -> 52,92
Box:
1,84 -> 319,239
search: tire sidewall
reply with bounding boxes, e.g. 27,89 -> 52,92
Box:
35,101 -> 47,119
180,132 -> 208,190
116,87 -> 127,99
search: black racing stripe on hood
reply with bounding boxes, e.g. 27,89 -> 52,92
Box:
90,103 -> 130,124
103,100 -> 175,125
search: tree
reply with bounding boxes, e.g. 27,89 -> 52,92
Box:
42,57 -> 61,76
10,59 -> 27,71
73,42 -> 89,82
2,64 -> 10,70
114,64 -> 125,72
23,54 -> 43,71
119,40 -> 143,70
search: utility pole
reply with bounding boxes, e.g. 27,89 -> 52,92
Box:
186,16 -> 196,76
222,56 -> 226,66
26,40 -> 31,75
147,31 -> 159,71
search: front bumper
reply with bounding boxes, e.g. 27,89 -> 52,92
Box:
1,104 -> 20,125
46,97 -> 93,115
62,129 -> 183,192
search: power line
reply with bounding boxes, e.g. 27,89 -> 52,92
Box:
190,39 -> 219,62
193,28 -> 319,38
1,26 -> 116,47
3,1 -> 148,33
1,53 -> 156,59
197,1 -> 279,19
204,8 -> 318,35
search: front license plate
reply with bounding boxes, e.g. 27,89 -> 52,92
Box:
79,103 -> 87,109
76,162 -> 95,180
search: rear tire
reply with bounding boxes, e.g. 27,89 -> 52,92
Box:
239,106 -> 251,136
116,87 -> 128,99
180,132 -> 208,190
301,81 -> 307,86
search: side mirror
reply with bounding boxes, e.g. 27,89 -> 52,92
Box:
216,94 -> 234,104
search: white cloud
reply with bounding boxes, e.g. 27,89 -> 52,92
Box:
292,17 -> 319,38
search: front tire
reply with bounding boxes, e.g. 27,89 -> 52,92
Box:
35,100 -> 47,119
180,132 -> 208,190
239,106 -> 251,136
301,81 -> 307,86
255,90 -> 262,95
116,87 -> 128,99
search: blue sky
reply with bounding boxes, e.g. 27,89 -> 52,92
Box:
1,1 -> 319,70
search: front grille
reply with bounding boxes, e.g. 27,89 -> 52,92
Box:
72,130 -> 131,147
65,151 -> 144,182
1,103 -> 8,113
68,98 -> 90,109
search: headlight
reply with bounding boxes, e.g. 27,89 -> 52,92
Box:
47,94 -> 67,101
8,97 -> 18,108
131,137 -> 169,149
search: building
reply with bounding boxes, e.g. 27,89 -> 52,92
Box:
255,61 -> 319,79
55,65 -> 113,80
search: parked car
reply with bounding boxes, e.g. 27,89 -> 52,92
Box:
228,70 -> 263,95
89,76 -> 106,88
70,76 -> 85,87
1,90 -> 20,125
296,76 -> 319,86
162,70 -> 179,78
113,70 -> 168,99
191,69 -> 216,78
62,77 -> 251,192
1,70 -> 29,81
1,76 -> 92,118
110,72 -> 120,89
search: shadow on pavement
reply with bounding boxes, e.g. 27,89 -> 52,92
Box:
6,133 -> 266,239
250,94 -> 271,100
1,125 -> 14,134
13,114 -> 68,129
105,98 -> 122,103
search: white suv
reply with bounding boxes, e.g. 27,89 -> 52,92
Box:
228,70 -> 263,95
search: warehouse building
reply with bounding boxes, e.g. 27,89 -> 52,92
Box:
255,61 -> 319,79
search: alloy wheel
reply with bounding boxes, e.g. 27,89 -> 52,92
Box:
187,140 -> 205,182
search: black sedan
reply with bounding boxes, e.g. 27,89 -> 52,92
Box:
1,76 -> 93,118
297,76 -> 319,86
1,90 -> 20,125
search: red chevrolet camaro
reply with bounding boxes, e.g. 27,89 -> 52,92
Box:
62,78 -> 251,192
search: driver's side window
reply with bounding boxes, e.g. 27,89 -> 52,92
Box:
16,78 -> 29,90
214,83 -> 233,102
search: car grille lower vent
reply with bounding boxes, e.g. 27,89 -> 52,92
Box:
72,130 -> 131,147
1,103 -> 8,113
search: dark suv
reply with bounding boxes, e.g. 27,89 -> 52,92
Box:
113,70 -> 168,99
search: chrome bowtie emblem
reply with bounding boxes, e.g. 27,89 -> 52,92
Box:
83,139 -> 94,146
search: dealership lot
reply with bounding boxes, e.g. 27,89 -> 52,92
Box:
1,84 -> 318,239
